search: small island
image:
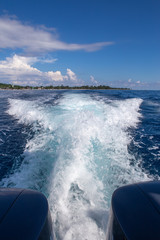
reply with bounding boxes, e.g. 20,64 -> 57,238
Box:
0,83 -> 130,90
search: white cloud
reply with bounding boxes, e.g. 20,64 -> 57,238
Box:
90,75 -> 98,85
128,78 -> 132,82
66,68 -> 77,81
0,54 -> 78,85
0,55 -> 40,75
39,58 -> 57,63
47,71 -> 64,81
0,16 -> 114,54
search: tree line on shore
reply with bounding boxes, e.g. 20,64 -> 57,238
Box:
0,82 -> 130,90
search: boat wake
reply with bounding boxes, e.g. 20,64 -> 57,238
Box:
2,92 -> 151,240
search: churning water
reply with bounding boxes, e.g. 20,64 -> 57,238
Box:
0,90 -> 160,239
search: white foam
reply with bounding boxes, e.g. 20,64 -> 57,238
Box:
7,98 -> 55,130
3,93 -> 151,240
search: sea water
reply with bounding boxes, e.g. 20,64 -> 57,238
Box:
0,90 -> 160,239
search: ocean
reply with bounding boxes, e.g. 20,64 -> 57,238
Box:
0,89 -> 160,240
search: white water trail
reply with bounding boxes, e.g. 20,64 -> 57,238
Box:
3,93 -> 151,240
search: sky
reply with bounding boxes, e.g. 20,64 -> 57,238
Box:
0,0 -> 159,89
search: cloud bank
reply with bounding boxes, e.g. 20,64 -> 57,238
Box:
0,55 -> 78,85
0,16 -> 114,54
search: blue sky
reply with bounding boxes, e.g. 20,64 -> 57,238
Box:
0,0 -> 159,89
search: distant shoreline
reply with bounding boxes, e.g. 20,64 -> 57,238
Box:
0,83 -> 130,91
0,88 -> 131,91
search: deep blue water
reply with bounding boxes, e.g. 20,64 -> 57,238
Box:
0,89 -> 160,239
